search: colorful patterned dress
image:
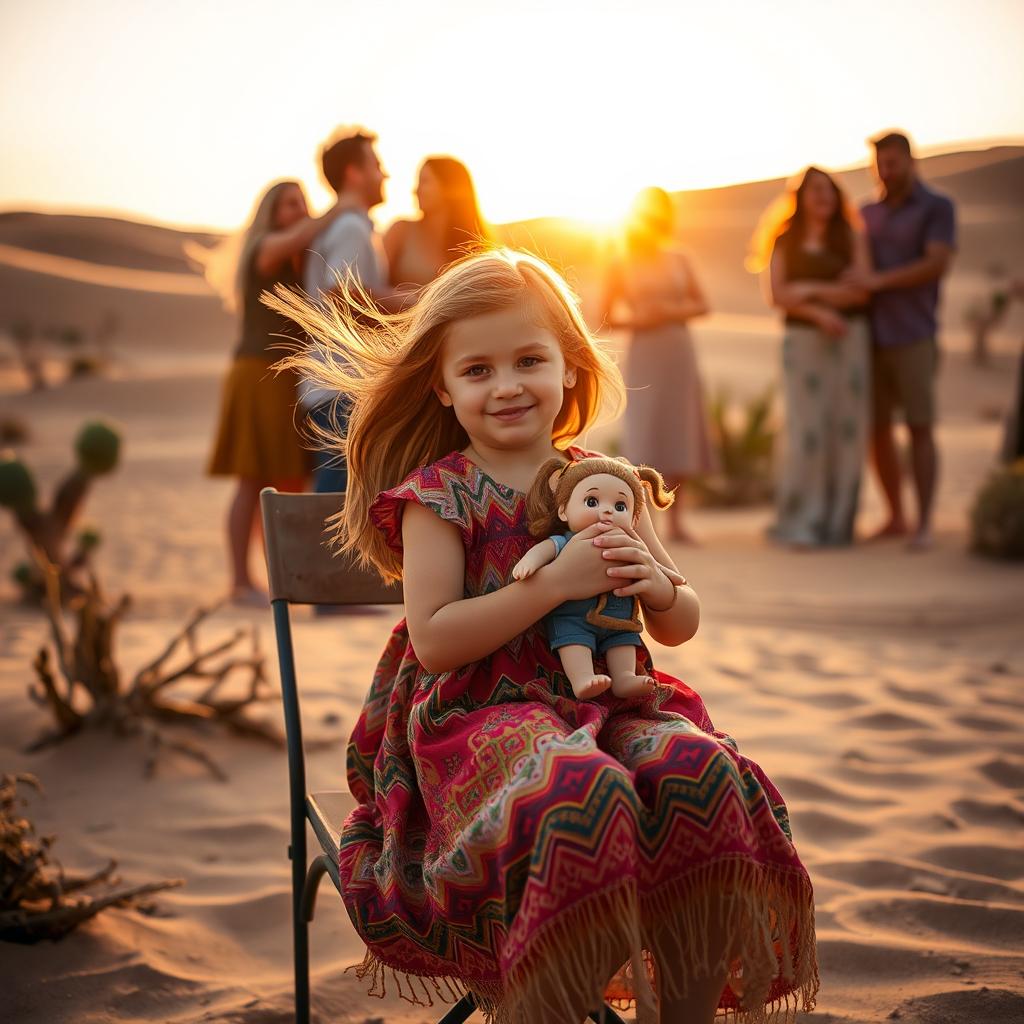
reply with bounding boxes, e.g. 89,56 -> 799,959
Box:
339,449 -> 818,1023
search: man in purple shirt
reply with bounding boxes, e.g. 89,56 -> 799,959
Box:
845,131 -> 956,550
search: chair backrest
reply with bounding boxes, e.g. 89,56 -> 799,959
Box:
260,488 -> 402,606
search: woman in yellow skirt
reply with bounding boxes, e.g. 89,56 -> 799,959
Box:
199,179 -> 350,605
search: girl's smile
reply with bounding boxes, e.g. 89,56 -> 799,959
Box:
436,304 -> 572,450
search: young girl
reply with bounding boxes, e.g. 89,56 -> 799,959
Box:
273,250 -> 818,1024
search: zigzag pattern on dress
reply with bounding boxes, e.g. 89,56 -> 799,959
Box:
338,448 -> 818,1024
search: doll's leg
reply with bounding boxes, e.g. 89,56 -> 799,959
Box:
558,644 -> 612,700
605,644 -> 656,698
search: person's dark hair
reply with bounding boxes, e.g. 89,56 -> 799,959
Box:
871,131 -> 913,157
321,128 -> 377,194
776,166 -> 857,268
421,156 -> 490,263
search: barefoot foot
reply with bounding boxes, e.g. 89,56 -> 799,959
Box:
866,518 -> 908,542
571,674 -> 612,700
611,672 -> 657,699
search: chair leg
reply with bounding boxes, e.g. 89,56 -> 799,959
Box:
301,854 -> 331,923
436,993 -> 477,1023
293,890 -> 310,1024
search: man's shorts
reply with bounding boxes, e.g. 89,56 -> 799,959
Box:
872,338 -> 937,428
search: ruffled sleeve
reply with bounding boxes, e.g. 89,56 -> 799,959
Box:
368,453 -> 473,556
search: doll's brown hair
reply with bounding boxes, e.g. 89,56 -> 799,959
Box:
525,455 -> 674,538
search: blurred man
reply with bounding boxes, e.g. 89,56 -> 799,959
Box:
847,131 -> 956,550
301,128 -> 391,493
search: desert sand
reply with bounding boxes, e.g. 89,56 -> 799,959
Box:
1,150 -> 1023,1023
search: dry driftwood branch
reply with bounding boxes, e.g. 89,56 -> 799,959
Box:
25,556 -> 281,780
1,773 -> 183,943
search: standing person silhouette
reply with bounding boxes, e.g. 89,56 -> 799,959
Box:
846,131 -> 957,551
201,179 -> 350,605
601,187 -> 717,543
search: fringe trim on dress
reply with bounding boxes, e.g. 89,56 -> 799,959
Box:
347,857 -> 818,1024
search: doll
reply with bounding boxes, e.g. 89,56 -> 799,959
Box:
513,456 -> 677,700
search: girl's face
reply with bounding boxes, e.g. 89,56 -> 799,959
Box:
415,164 -> 443,216
272,184 -> 308,230
560,473 -> 636,532
802,172 -> 838,222
436,303 -> 575,452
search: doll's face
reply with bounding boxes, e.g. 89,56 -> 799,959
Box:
559,473 -> 637,531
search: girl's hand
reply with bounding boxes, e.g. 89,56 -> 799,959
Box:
593,524 -> 677,609
543,522 -> 617,602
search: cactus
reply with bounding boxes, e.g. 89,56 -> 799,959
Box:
0,455 -> 38,517
74,421 -> 120,476
2,422 -> 121,604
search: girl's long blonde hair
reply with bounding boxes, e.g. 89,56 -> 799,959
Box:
268,248 -> 626,582
186,180 -> 301,312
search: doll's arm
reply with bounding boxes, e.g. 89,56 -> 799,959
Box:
512,538 -> 559,580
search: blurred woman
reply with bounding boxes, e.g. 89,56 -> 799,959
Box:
601,186 -> 716,543
197,180 -> 350,605
384,156 -> 490,288
751,167 -> 871,547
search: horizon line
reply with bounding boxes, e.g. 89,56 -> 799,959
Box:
2,133 -> 1021,238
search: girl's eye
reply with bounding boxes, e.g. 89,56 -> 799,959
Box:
615,501 -> 627,512
584,496 -> 599,508
464,365 -> 489,377
518,356 -> 542,367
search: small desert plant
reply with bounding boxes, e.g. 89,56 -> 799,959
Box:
1,420 -> 121,603
27,558 -> 280,779
970,460 -> 1024,561
0,772 -> 182,942
693,387 -> 776,507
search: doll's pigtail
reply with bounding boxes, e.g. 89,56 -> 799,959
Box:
526,456 -> 571,537
636,465 -> 676,509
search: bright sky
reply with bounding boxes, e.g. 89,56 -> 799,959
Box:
2,0 -> 1022,232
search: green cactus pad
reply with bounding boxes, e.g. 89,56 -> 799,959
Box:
0,454 -> 38,514
75,421 -> 121,475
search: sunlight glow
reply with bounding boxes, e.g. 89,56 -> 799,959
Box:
0,0 -> 1022,233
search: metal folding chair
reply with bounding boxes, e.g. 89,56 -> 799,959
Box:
260,486 -> 628,1024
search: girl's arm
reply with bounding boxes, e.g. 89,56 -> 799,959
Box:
254,199 -> 353,278
594,504 -> 700,647
402,503 -> 618,674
